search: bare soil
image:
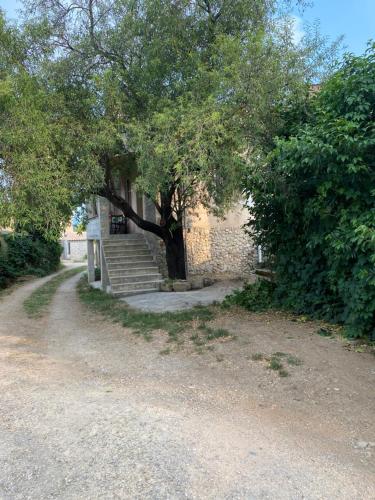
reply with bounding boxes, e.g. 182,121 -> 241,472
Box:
0,270 -> 374,499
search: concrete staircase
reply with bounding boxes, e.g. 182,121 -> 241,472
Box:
102,234 -> 163,297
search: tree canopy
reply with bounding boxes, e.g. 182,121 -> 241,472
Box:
0,12 -> 101,238
1,1 -> 341,276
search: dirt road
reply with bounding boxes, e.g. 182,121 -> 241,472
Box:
0,271 -> 374,499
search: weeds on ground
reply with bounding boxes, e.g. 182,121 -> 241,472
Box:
24,267 -> 86,318
268,357 -> 283,371
250,351 -> 303,378
286,355 -> 303,366
77,278 -> 220,349
189,324 -> 232,353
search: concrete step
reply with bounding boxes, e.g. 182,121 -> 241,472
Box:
105,249 -> 151,257
108,266 -> 160,277
106,261 -> 156,271
103,242 -> 149,250
111,280 -> 163,293
104,234 -> 144,241
106,256 -> 155,265
112,288 -> 160,298
110,273 -> 162,285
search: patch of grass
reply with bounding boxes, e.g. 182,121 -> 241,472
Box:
286,355 -> 302,366
190,333 -> 205,346
77,277 -> 214,342
24,267 -> 85,318
198,324 -> 230,340
268,357 -> 283,371
250,350 -> 299,378
189,324 -> 232,352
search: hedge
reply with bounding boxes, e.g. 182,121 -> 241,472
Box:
0,233 -> 62,289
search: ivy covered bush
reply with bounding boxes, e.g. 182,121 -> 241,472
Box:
0,233 -> 62,288
245,45 -> 375,338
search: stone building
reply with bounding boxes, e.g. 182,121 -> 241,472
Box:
61,225 -> 87,261
86,177 -> 255,296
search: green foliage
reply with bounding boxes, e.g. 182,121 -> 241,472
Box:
246,45 -> 375,338
23,266 -> 85,318
250,351 -> 293,377
197,323 -> 231,340
0,233 -> 62,288
223,280 -> 276,312
94,267 -> 101,282
19,1 -> 341,222
268,357 -> 283,371
0,14 -> 102,239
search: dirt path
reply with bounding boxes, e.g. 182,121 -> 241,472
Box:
0,273 -> 374,499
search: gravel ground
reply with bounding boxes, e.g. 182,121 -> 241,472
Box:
0,270 -> 374,499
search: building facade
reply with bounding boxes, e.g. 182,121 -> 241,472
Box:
86,178 -> 255,296
61,226 -> 87,261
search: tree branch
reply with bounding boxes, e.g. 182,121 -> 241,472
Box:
100,156 -> 165,239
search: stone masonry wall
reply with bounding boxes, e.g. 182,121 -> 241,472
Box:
185,227 -> 256,277
69,241 -> 87,261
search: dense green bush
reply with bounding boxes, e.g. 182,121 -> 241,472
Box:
245,45 -> 375,338
0,233 -> 62,288
223,280 -> 276,312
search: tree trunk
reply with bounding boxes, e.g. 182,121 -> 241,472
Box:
100,157 -> 187,279
164,226 -> 187,280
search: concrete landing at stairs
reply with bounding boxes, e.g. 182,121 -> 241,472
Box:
121,279 -> 248,312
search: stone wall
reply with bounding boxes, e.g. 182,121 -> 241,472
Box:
184,199 -> 256,277
70,241 -> 87,261
185,226 -> 256,277
62,240 -> 87,261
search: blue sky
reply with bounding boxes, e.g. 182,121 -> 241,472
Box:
0,0 -> 374,55
294,0 -> 374,55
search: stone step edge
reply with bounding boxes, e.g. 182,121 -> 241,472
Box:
111,279 -> 164,288
110,274 -> 162,283
112,288 -> 160,297
105,257 -> 154,261
108,267 -> 159,275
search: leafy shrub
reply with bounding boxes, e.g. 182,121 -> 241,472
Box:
223,280 -> 276,312
0,233 -> 62,288
94,266 -> 101,281
246,45 -> 375,338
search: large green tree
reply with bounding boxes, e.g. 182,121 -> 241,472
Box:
246,45 -> 375,338
0,12 -> 101,239
5,1 -> 339,276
